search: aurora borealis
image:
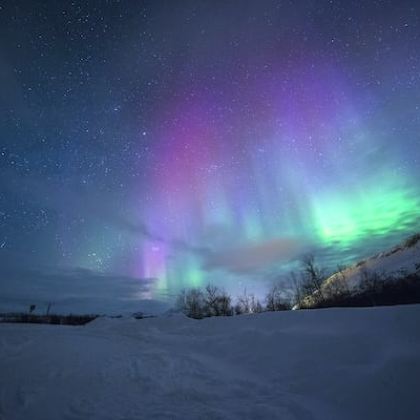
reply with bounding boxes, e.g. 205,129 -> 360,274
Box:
1,1 -> 420,310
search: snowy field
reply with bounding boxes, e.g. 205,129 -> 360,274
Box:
1,305 -> 420,420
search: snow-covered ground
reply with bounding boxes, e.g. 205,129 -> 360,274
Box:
1,305 -> 420,420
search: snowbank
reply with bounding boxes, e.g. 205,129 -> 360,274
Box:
1,305 -> 420,419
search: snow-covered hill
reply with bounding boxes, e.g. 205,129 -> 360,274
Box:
323,233 -> 420,292
1,305 -> 420,420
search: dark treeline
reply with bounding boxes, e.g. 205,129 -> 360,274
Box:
0,313 -> 97,326
176,283 -> 290,319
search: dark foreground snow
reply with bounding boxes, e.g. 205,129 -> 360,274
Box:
1,305 -> 420,420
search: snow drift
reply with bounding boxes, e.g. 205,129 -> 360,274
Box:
1,305 -> 420,419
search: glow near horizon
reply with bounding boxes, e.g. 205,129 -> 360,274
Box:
137,149 -> 420,296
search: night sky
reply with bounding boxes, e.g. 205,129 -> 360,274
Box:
1,0 -> 420,313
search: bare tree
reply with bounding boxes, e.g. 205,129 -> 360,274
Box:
203,284 -> 233,316
217,293 -> 233,316
235,290 -> 262,315
250,295 -> 263,313
265,284 -> 290,311
300,254 -> 325,299
176,285 -> 233,318
290,271 -> 303,308
176,288 -> 205,319
46,302 -> 53,316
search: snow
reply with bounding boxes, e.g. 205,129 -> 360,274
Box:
323,237 -> 420,291
1,305 -> 420,419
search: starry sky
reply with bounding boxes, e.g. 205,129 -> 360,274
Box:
1,0 -> 420,313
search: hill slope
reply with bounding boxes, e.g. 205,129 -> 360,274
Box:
325,233 -> 420,290
295,234 -> 420,309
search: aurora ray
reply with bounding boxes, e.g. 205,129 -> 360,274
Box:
1,0 -> 420,305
